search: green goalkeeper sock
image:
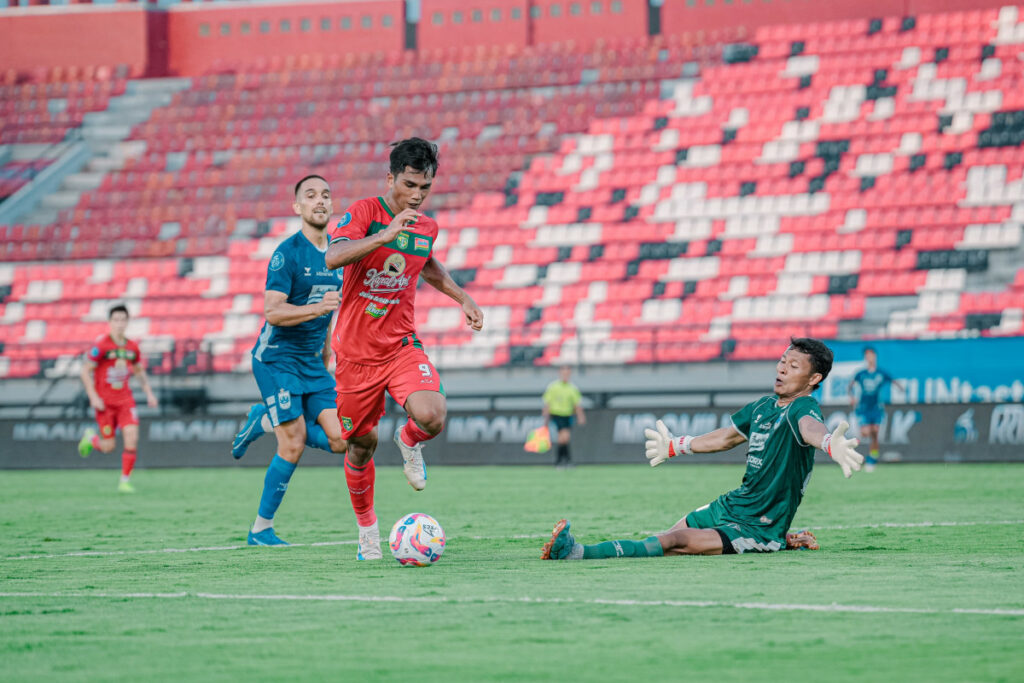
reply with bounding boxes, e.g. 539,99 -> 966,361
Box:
582,536 -> 664,559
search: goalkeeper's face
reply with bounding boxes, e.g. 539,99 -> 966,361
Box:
774,348 -> 823,399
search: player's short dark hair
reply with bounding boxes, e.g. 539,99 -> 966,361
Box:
109,304 -> 129,319
389,138 -> 439,178
863,346 -> 877,356
294,174 -> 328,196
789,337 -> 833,389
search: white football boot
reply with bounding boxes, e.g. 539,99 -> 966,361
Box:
394,425 -> 427,491
356,522 -> 382,560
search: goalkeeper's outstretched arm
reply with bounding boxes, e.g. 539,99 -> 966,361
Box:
644,421 -> 745,466
798,416 -> 864,478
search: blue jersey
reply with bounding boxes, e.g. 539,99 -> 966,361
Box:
852,368 -> 894,411
251,230 -> 342,386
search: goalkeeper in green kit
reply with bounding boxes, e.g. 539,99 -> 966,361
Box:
541,338 -> 864,559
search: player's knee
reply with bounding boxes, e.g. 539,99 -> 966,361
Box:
276,430 -> 306,458
412,407 -> 446,435
347,439 -> 375,467
328,436 -> 348,455
98,439 -> 116,453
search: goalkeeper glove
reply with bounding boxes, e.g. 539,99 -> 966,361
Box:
821,421 -> 864,478
643,419 -> 693,467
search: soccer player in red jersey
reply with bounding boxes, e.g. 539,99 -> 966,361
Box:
77,304 -> 158,492
325,138 -> 484,560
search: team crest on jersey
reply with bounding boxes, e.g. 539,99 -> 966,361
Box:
270,252 -> 285,271
341,416 -> 353,431
396,232 -> 409,250
102,424 -> 114,437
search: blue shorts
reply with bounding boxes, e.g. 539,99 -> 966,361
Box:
252,358 -> 337,428
856,407 -> 885,427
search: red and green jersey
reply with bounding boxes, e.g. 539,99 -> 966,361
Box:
86,334 -> 142,406
329,196 -> 437,365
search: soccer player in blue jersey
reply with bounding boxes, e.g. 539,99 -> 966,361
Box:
541,338 -> 863,560
231,174 -> 348,546
848,347 -> 903,472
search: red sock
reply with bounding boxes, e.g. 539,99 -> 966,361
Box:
400,418 -> 437,447
91,434 -> 101,449
121,450 -> 136,477
344,457 -> 376,527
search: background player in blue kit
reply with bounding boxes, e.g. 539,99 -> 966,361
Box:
848,347 -> 904,472
232,174 -> 348,545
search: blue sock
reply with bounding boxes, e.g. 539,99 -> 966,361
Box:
305,423 -> 331,452
257,455 -> 297,520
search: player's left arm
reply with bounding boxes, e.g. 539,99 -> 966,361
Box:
573,387 -> 586,426
883,370 -> 905,393
132,362 -> 158,408
420,256 -> 484,331
322,308 -> 338,371
799,416 -> 863,478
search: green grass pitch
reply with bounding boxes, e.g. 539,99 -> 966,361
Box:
2,463 -> 1022,682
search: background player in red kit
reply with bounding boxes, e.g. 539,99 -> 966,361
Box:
326,138 -> 484,560
77,304 -> 159,492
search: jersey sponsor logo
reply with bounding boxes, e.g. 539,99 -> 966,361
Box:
338,212 -> 352,227
414,237 -> 430,252
363,256 -> 412,294
383,253 -> 406,275
396,232 -> 409,250
746,454 -> 764,469
748,431 -> 768,452
270,252 -> 285,271
305,284 -> 340,309
759,515 -> 773,524
365,302 -> 389,319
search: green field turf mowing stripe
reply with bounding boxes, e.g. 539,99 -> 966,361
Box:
1,464 -> 1021,682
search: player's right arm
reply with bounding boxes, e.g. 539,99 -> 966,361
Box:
848,372 -> 860,407
325,207 -> 419,269
79,356 -> 104,412
644,421 -> 745,466
264,289 -> 339,327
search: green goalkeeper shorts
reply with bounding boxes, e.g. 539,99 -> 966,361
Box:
685,500 -> 784,554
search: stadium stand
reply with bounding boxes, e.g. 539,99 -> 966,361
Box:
1,5 -> 1023,377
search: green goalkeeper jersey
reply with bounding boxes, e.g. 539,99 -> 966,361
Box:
716,395 -> 825,540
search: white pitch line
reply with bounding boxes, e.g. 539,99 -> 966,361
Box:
6,540 -> 355,561
4,520 -> 1021,562
0,590 -> 1021,617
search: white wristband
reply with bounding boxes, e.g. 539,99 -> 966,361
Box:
821,433 -> 832,456
673,435 -> 694,456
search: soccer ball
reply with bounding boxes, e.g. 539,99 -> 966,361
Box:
389,513 -> 445,567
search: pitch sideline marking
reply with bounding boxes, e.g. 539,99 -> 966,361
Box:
0,590 -> 1021,617
5,519 -> 1021,562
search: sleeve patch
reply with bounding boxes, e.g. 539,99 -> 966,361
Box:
269,252 -> 285,271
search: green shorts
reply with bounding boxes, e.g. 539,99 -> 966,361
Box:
685,500 -> 784,554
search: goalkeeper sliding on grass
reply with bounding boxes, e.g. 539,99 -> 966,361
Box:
541,337 -> 864,559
